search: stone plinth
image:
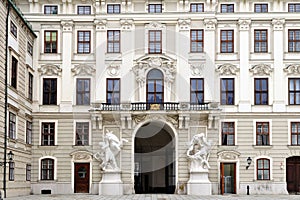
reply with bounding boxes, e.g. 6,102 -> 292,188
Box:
187,169 -> 211,195
99,170 -> 123,195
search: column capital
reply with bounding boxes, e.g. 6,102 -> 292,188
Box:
94,19 -> 107,31
204,18 -> 217,31
61,20 -> 74,32
120,19 -> 134,31
272,18 -> 285,31
178,18 -> 191,31
238,18 -> 251,31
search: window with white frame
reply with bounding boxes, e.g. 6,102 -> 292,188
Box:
26,164 -> 31,181
41,158 -> 54,180
44,5 -> 58,14
257,158 -> 270,180
291,122 -> 300,145
9,112 -> 16,139
256,122 -> 270,145
26,121 -> 32,145
77,5 -> 91,14
75,122 -> 89,146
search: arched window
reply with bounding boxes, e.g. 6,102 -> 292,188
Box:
41,158 -> 54,180
257,158 -> 270,180
147,69 -> 164,103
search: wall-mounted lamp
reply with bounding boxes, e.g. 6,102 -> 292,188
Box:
246,157 -> 252,170
0,151 -> 14,166
280,162 -> 284,170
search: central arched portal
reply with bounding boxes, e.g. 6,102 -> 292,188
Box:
134,121 -> 176,194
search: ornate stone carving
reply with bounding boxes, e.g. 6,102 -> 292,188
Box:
61,20 -> 74,32
145,21 -> 166,30
107,65 -> 120,76
272,18 -> 285,31
70,151 -> 93,161
217,150 -> 241,160
178,18 -> 191,31
284,64 -> 300,75
71,64 -> 95,76
250,64 -> 272,76
120,19 -> 133,31
216,63 -> 239,75
238,19 -> 251,31
190,63 -> 204,76
132,114 -> 178,128
94,19 -> 107,31
204,18 -> 217,30
38,64 -> 62,76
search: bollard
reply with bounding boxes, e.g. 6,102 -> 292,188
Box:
247,185 -> 250,195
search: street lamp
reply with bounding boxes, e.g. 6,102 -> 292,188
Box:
0,151 -> 14,166
246,157 -> 252,170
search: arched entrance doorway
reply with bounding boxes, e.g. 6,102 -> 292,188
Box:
287,156 -> 300,194
134,121 -> 176,194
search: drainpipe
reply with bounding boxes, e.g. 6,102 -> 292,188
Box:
3,0 -> 11,198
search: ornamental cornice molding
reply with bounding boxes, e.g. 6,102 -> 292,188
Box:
216,63 -> 239,75
272,18 -> 285,30
178,18 -> 191,31
203,18 -> 217,30
217,150 -> 241,161
94,19 -> 107,31
284,64 -> 300,75
107,65 -> 120,76
238,18 -> 251,31
38,64 -> 62,76
250,64 -> 272,76
71,64 -> 96,76
120,19 -> 134,31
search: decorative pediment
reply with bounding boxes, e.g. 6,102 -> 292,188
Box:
38,64 -> 62,76
250,64 -> 272,76
272,18 -> 285,31
94,19 -> 107,31
70,150 -> 93,161
284,64 -> 300,75
71,64 -> 95,76
145,21 -> 166,30
204,18 -> 217,30
120,19 -> 133,31
216,63 -> 239,75
238,19 -> 251,31
107,65 -> 120,76
178,18 -> 191,31
217,150 -> 241,161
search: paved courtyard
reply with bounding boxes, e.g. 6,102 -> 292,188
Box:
4,194 -> 300,200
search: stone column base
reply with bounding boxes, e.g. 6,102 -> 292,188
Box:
99,170 -> 123,195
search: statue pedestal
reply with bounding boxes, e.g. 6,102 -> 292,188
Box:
99,170 -> 123,195
187,169 -> 211,195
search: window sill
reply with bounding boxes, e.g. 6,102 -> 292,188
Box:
38,180 -> 57,183
287,145 -> 300,149
252,145 -> 273,149
253,179 -> 273,182
38,145 -> 58,149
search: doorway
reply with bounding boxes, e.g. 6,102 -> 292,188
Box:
134,121 -> 175,194
74,163 -> 90,193
287,156 -> 300,194
220,163 -> 236,194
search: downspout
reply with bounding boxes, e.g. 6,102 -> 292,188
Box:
3,0 -> 11,198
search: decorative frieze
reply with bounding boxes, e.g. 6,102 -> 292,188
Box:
71,64 -> 96,76
38,64 -> 62,76
217,150 -> 241,161
94,19 -> 107,31
178,18 -> 191,31
216,63 -> 239,75
250,64 -> 272,76
272,18 -> 285,31
70,151 -> 93,162
132,114 -> 178,128
284,64 -> 300,75
204,18 -> 217,31
238,19 -> 251,31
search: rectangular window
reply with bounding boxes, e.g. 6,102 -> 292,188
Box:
254,30 -> 268,53
221,30 -> 234,53
221,78 -> 234,105
26,164 -> 31,181
11,56 -> 18,89
107,4 -> 120,13
41,159 -> 54,180
221,4 -> 234,13
107,30 -> 120,53
148,30 -> 162,54
76,122 -> 89,146
257,159 -> 270,180
27,42 -> 33,56
255,78 -> 268,105
288,30 -> 300,52
291,122 -> 300,145
43,78 -> 57,105
289,4 -> 300,12
190,30 -> 204,53
28,72 -> 33,101
148,4 -> 162,13
9,112 -> 16,139
256,122 -> 270,145
76,79 -> 90,105
9,162 -> 14,181
254,4 -> 268,13
44,31 -> 57,53
77,31 -> 91,54
190,78 -> 204,104
222,122 -> 235,145
41,122 -> 55,146
190,3 -> 204,12
44,5 -> 58,14
289,78 -> 300,105
107,78 -> 120,104
77,6 -> 91,14
10,21 -> 17,38
26,121 -> 32,145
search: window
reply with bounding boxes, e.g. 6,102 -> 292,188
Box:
10,21 -> 17,38
26,121 -> 32,145
26,164 -> 31,181
41,122 -> 55,146
77,31 -> 91,54
107,79 -> 120,104
289,4 -> 300,12
9,112 -> 16,139
190,78 -> 204,104
28,72 -> 33,101
9,162 -> 14,181
107,4 -> 120,13
41,158 -> 54,180
289,78 -> 300,105
27,42 -> 33,56
77,6 -> 91,14
148,30 -> 162,54
147,69 -> 164,104
190,30 -> 204,53
256,122 -> 270,145
288,30 -> 300,52
254,30 -> 268,53
43,78 -> 57,105
76,79 -> 90,105
107,30 -> 120,53
148,4 -> 162,13
254,4 -> 268,13
255,78 -> 268,105
222,122 -> 235,145
190,3 -> 204,12
44,31 -> 57,53
221,4 -> 234,13
44,5 -> 58,14
257,159 -> 270,180
11,56 -> 18,89
220,30 -> 234,53
76,122 -> 89,146
291,122 -> 300,145
221,78 -> 234,105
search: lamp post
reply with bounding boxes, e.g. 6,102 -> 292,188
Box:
0,151 -> 14,199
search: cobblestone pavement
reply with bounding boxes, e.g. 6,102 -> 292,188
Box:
4,194 -> 300,200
